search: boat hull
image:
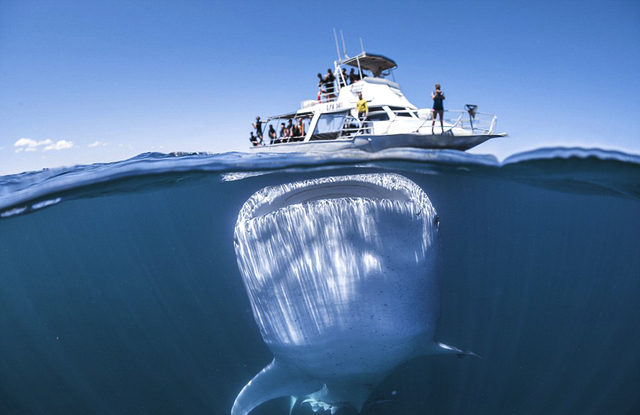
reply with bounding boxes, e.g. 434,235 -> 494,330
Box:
250,132 -> 506,153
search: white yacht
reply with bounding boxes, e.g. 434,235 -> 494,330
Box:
251,50 -> 506,153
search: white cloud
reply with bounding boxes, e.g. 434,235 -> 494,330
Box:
87,141 -> 107,147
14,138 -> 51,152
14,138 -> 73,152
44,140 -> 73,151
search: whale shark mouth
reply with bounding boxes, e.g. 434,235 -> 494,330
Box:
238,173 -> 435,221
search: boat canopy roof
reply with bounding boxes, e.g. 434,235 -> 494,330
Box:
341,52 -> 397,77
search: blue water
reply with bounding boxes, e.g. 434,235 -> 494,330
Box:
1,148 -> 639,414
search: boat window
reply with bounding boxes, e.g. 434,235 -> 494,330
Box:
389,106 -> 415,117
311,111 -> 348,141
367,107 -> 390,121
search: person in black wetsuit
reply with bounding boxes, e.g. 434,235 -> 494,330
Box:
249,132 -> 259,146
252,116 -> 263,142
431,83 -> 445,134
349,68 -> 360,84
317,73 -> 326,102
324,69 -> 335,100
278,122 -> 287,143
339,68 -> 348,87
268,125 -> 277,144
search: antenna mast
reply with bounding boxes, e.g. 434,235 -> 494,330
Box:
333,29 -> 341,63
340,30 -> 348,58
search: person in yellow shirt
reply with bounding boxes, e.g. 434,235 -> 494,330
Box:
356,92 -> 368,121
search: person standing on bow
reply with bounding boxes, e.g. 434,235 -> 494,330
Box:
431,83 -> 445,134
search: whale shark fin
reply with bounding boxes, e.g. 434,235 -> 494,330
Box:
435,341 -> 481,359
289,396 -> 297,415
289,396 -> 307,415
231,358 -> 324,415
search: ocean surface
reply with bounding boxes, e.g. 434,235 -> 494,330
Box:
1,148 -> 639,414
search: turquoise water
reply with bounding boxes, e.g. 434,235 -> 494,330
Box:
1,148 -> 639,414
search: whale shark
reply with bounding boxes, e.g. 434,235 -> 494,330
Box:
232,173 -> 475,415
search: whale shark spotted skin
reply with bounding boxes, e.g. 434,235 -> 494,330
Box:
232,173 -> 474,415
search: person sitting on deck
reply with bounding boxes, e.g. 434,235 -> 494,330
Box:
286,119 -> 294,140
291,119 -> 301,141
278,122 -> 287,143
249,132 -> 260,146
268,125 -> 277,144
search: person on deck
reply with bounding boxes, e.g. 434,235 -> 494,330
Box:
349,68 -> 360,84
291,119 -> 301,141
324,69 -> 335,100
268,125 -> 277,144
317,73 -> 326,102
278,122 -> 287,143
339,68 -> 348,87
431,83 -> 445,134
286,119 -> 294,139
356,92 -> 368,122
249,132 -> 260,146
252,116 -> 263,142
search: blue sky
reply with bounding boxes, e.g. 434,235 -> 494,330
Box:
1,0 -> 639,175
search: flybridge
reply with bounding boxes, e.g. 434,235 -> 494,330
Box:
340,52 -> 397,77
330,31 -> 398,97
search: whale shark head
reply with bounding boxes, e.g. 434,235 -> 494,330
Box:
232,173 -> 472,415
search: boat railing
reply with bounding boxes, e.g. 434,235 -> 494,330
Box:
317,91 -> 338,104
382,108 -> 497,135
442,109 -> 498,135
338,108 -> 497,138
338,115 -> 373,138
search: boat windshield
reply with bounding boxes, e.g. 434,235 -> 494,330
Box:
388,106 -> 416,118
368,107 -> 390,121
311,111 -> 349,141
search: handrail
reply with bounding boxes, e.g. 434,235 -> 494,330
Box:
337,108 -> 497,138
338,115 -> 372,138
317,88 -> 338,103
442,109 -> 497,134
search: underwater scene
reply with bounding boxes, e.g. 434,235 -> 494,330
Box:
1,148 -> 639,414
